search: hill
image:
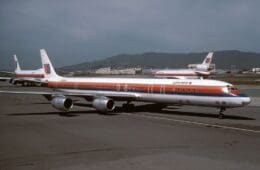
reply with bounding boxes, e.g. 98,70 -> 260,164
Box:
61,50 -> 260,71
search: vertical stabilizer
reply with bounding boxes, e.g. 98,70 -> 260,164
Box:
40,49 -> 59,79
13,55 -> 21,71
202,52 -> 213,66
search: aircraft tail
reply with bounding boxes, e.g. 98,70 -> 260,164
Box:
13,55 -> 21,71
40,49 -> 59,79
202,52 -> 213,66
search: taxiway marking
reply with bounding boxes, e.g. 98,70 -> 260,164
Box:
124,113 -> 260,134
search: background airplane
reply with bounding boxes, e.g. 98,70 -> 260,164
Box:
154,52 -> 214,79
0,49 -> 251,119
0,55 -> 45,86
188,52 -> 214,71
0,71 -> 13,82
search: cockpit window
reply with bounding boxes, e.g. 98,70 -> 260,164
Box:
227,85 -> 240,94
227,86 -> 238,90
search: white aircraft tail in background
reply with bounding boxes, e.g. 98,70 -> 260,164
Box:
9,54 -> 45,86
202,52 -> 213,65
195,52 -> 214,71
155,52 -> 214,79
14,55 -> 21,72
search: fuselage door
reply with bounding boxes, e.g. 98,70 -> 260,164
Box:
148,84 -> 154,94
160,84 -> 165,94
124,84 -> 128,92
116,84 -> 120,91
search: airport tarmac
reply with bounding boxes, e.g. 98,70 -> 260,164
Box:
0,84 -> 260,170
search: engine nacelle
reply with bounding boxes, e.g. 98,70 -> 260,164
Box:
51,96 -> 73,111
92,97 -> 115,113
195,65 -> 209,71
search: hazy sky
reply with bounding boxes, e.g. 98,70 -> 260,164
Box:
0,0 -> 260,69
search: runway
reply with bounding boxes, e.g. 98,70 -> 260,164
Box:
0,84 -> 260,169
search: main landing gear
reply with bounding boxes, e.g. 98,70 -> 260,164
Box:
218,107 -> 226,119
122,101 -> 135,111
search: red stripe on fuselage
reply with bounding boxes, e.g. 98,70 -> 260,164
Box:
155,73 -> 197,76
15,74 -> 44,78
155,73 -> 210,76
48,81 -> 225,94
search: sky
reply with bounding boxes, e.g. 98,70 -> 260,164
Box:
0,0 -> 260,70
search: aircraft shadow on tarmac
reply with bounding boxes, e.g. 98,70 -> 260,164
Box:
31,102 -> 51,104
6,103 -> 255,120
114,104 -> 255,120
155,109 -> 255,120
7,111 -> 96,117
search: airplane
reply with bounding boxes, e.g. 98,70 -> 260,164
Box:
188,52 -> 214,71
0,71 -> 14,82
154,52 -> 214,79
1,55 -> 45,86
0,49 -> 251,119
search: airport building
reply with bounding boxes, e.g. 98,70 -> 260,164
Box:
252,68 -> 260,74
95,67 -> 142,75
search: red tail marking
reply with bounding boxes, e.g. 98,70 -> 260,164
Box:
44,64 -> 50,74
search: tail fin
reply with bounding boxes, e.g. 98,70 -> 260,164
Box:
40,49 -> 59,79
13,55 -> 21,71
202,52 -> 213,66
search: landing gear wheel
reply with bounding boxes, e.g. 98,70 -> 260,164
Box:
22,82 -> 28,86
122,102 -> 135,111
218,107 -> 226,119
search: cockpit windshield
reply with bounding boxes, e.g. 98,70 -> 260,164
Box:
227,85 -> 240,94
227,86 -> 238,91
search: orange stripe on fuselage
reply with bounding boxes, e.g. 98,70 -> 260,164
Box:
48,81 -> 224,94
155,73 -> 198,76
15,74 -> 44,78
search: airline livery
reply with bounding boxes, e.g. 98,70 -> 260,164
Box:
2,55 -> 45,86
0,49 -> 251,119
188,52 -> 214,71
155,52 -> 214,79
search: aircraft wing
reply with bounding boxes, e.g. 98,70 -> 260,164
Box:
174,76 -> 188,79
0,77 -> 11,82
12,77 -> 46,83
194,71 -> 211,76
59,90 -> 140,100
154,74 -> 186,79
0,90 -> 140,101
155,76 -> 197,79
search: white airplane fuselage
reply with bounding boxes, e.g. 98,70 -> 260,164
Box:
154,69 -> 211,79
155,52 -> 213,79
10,68 -> 45,86
48,76 -> 250,108
9,54 -> 45,86
0,49 -> 250,118
39,48 -> 250,116
14,69 -> 44,78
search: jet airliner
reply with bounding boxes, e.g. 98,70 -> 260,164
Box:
0,55 -> 45,86
155,52 -> 214,79
0,49 -> 251,119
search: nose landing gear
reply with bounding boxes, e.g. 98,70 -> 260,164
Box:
218,107 -> 226,119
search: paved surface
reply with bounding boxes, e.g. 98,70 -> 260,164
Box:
0,84 -> 260,170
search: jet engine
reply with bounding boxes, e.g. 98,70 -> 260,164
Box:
92,97 -> 115,113
51,96 -> 73,111
195,64 -> 208,71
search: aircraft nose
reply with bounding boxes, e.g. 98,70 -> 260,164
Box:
242,97 -> 251,106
